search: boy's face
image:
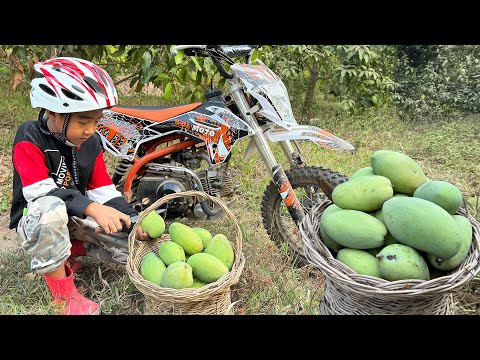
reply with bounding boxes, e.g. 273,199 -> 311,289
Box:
51,109 -> 104,146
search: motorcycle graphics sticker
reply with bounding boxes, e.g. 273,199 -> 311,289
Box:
272,165 -> 304,222
264,124 -> 354,150
167,107 -> 254,164
97,111 -> 156,160
97,106 -> 254,164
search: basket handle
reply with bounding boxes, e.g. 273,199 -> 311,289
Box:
128,190 -> 242,256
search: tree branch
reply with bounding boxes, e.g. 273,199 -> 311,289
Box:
115,73 -> 138,86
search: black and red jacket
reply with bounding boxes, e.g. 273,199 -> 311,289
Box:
9,118 -> 137,229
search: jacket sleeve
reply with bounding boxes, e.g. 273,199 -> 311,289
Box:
13,140 -> 93,218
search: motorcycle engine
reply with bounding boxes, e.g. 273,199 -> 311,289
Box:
133,169 -> 194,216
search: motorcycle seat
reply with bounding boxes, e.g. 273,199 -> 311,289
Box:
109,103 -> 202,122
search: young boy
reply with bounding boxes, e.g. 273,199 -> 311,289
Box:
9,57 -> 150,315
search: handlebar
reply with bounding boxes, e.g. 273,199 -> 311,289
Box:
170,45 -> 254,58
170,45 -> 207,55
170,45 -> 257,80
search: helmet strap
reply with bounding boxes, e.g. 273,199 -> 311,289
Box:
38,109 -> 80,185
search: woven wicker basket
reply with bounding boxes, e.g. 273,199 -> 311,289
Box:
299,200 -> 480,315
126,190 -> 245,315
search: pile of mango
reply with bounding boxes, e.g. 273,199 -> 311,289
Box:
138,211 -> 235,289
319,149 -> 473,282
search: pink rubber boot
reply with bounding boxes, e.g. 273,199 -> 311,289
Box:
43,263 -> 100,315
66,239 -> 86,273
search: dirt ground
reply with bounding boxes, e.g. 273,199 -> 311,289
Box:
0,212 -> 21,252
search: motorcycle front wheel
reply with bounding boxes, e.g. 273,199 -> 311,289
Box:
261,166 -> 349,267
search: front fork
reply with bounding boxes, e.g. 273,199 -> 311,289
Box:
229,86 -> 305,222
280,140 -> 307,168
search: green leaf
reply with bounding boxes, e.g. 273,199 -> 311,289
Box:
141,51 -> 152,76
218,77 -> 226,90
112,45 -> 126,57
205,59 -> 215,79
252,48 -> 261,62
16,47 -> 26,58
195,89 -> 204,101
163,82 -> 173,100
156,72 -> 170,80
140,67 -> 156,84
191,57 -> 203,71
195,71 -> 203,85
178,68 -> 187,82
174,51 -> 184,65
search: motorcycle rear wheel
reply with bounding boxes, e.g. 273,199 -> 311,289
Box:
261,166 -> 349,267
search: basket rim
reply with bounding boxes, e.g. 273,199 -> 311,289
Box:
126,190 -> 245,301
300,200 -> 480,296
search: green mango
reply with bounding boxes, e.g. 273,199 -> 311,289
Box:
377,244 -> 430,281
140,211 -> 166,238
192,227 -> 213,249
337,248 -> 381,278
190,277 -> 208,288
370,150 -> 428,195
168,222 -> 204,255
319,226 -> 343,252
319,204 -> 344,251
320,209 -> 387,249
350,166 -> 375,179
332,175 -> 394,212
203,233 -> 235,270
159,261 -> 193,289
374,208 -> 385,225
140,251 -> 166,285
427,215 -> 473,270
413,180 -> 463,215
158,241 -> 185,266
187,253 -> 229,283
321,204 -> 343,218
382,197 -> 462,259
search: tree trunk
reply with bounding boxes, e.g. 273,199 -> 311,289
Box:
301,60 -> 319,121
324,75 -> 330,99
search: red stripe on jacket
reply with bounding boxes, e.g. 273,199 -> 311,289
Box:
12,141 -> 49,187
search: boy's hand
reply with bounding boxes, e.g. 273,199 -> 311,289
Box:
85,202 -> 131,235
135,226 -> 151,241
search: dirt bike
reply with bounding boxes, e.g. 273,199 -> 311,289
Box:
96,45 -> 352,265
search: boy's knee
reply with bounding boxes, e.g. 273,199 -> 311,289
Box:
27,196 -> 68,226
18,197 -> 72,273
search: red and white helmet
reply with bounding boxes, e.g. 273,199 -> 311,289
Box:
30,57 -> 118,113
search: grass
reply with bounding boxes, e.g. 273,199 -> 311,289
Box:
0,72 -> 479,315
